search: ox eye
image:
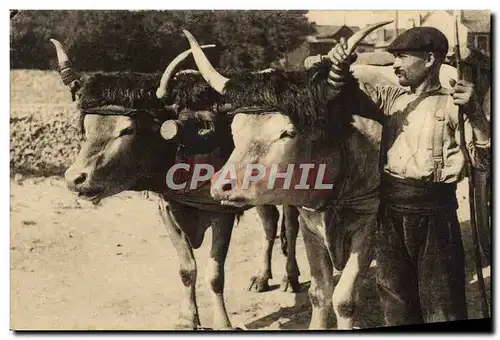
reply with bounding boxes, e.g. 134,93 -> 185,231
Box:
118,126 -> 135,137
279,129 -> 296,140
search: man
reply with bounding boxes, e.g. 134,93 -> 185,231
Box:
316,27 -> 491,326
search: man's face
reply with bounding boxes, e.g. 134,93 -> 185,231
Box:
392,51 -> 429,87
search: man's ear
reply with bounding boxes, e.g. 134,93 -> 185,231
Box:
425,52 -> 436,68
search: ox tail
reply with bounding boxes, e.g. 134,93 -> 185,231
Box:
280,209 -> 288,257
235,211 -> 244,226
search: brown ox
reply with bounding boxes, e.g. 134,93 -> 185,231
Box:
183,22 -> 458,329
49,39 -> 300,329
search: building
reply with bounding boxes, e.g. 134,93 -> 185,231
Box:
280,10 -> 490,84
279,24 -> 363,70
373,28 -> 405,51
421,10 -> 491,101
421,10 -> 490,56
307,25 -> 360,55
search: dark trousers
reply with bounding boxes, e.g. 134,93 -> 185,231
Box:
375,205 -> 468,326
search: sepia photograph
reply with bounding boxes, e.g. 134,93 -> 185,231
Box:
9,9 -> 491,331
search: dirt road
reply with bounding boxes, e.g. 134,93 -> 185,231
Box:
10,177 -> 490,330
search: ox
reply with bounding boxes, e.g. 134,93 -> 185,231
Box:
183,22 -> 456,329
49,39 -> 300,329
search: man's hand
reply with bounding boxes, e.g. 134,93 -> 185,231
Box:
450,78 -> 490,145
449,79 -> 482,118
324,37 -> 356,88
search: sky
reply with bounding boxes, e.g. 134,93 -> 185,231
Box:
306,10 -> 429,29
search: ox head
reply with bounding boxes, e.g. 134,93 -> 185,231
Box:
182,22 -> 392,207
50,39 -> 217,204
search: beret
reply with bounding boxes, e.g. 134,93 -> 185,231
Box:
387,27 -> 449,54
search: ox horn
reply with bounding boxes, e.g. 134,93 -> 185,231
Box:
49,39 -> 80,101
345,20 -> 393,55
183,29 -> 229,95
156,44 -> 216,101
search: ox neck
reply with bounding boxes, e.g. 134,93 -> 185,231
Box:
133,171 -> 169,194
132,153 -> 175,194
300,122 -> 381,212
298,140 -> 347,211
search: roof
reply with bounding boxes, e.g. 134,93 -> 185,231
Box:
420,12 -> 432,23
444,10 -> 490,32
315,25 -> 341,37
314,25 -> 360,39
370,28 -> 405,47
462,10 -> 490,32
388,28 -> 406,40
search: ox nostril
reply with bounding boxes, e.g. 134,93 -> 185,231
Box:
221,182 -> 233,192
73,173 -> 87,186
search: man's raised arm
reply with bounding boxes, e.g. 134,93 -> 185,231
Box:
304,40 -> 404,124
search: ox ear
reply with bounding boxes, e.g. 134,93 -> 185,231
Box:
49,39 -> 81,102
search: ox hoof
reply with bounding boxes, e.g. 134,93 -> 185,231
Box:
208,327 -> 244,331
174,322 -> 203,330
223,324 -> 247,331
279,274 -> 301,293
248,275 -> 270,292
176,312 -> 201,330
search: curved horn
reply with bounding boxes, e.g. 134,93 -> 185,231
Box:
183,29 -> 229,95
50,39 -> 70,65
49,39 -> 80,100
346,20 -> 393,55
254,68 -> 275,74
49,39 -> 79,86
175,69 -> 200,76
156,45 -> 216,101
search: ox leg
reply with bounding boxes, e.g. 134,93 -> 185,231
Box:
158,199 -> 201,329
301,223 -> 335,330
331,215 -> 375,330
280,205 -> 301,293
206,214 -> 235,329
249,205 -> 279,292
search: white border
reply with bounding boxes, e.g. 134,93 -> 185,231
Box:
3,2 -> 497,339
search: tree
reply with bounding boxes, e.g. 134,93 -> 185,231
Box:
10,10 -> 315,72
